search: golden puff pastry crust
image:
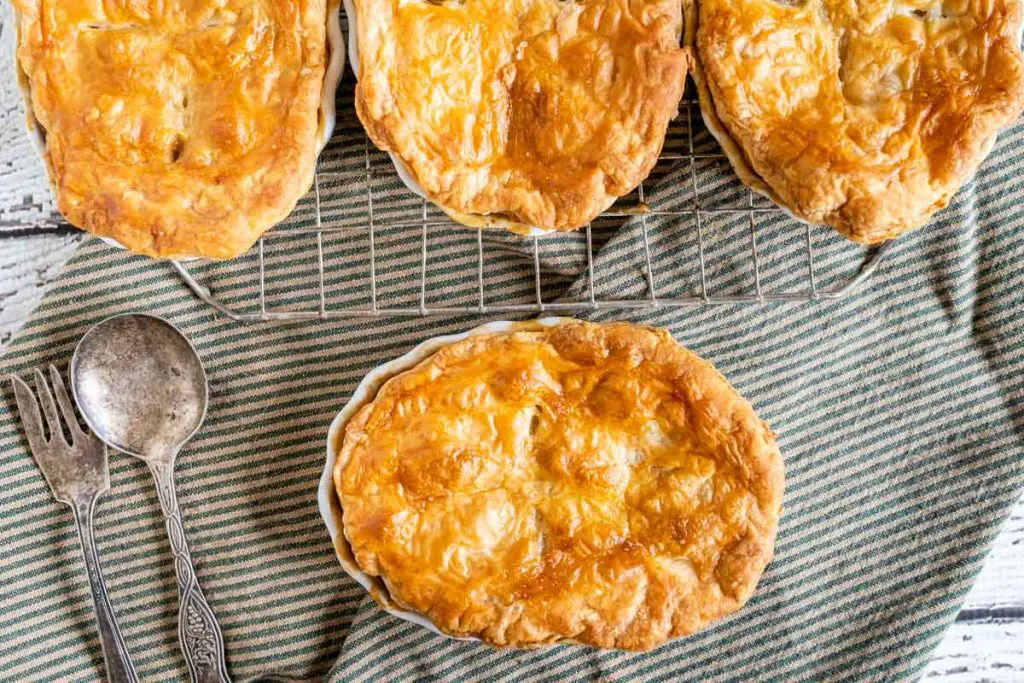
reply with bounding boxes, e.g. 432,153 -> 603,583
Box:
13,0 -> 327,259
689,0 -> 1024,243
352,0 -> 689,232
335,321 -> 784,650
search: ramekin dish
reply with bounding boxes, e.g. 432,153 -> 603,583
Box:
13,1 -> 347,256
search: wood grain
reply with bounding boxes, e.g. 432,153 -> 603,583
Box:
924,621 -> 1024,681
0,233 -> 79,343
0,2 -> 61,231
963,496 -> 1024,614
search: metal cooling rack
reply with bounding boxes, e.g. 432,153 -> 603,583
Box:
171,96 -> 890,321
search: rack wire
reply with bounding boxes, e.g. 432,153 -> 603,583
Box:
172,89 -> 889,322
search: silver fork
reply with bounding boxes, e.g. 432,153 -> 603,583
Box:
11,366 -> 140,683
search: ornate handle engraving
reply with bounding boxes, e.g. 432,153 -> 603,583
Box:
149,462 -> 231,683
72,495 -> 141,683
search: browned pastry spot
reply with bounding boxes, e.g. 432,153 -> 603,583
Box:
13,0 -> 327,259
690,0 -> 1024,243
335,321 -> 784,650
353,0 -> 689,232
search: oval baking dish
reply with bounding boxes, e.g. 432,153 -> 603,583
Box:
319,318 -> 784,649
12,0 -> 347,258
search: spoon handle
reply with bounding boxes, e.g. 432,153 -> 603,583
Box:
149,463 -> 231,683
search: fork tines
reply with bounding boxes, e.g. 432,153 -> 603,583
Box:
11,366 -> 87,450
10,366 -> 107,504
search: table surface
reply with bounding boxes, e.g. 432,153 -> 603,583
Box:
1,8 -> 1022,681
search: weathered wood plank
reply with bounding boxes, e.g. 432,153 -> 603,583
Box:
0,3 -> 62,231
924,621 -> 1024,681
0,233 -> 79,345
963,495 -> 1024,614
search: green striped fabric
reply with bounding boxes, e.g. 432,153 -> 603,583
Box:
2,82 -> 1023,682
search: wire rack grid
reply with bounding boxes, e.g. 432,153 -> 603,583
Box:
171,90 -> 889,322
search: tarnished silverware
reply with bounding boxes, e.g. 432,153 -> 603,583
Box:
11,366 -> 140,683
70,313 -> 230,683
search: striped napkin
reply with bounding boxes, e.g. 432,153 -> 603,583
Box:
2,83 -> 1023,681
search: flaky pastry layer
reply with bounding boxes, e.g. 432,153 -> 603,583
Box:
690,0 -> 1024,243
13,0 -> 326,259
335,321 -> 784,650
353,0 -> 689,232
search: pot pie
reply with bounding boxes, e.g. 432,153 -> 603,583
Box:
334,321 -> 784,650
351,0 -> 689,233
689,0 -> 1024,243
12,0 -> 328,259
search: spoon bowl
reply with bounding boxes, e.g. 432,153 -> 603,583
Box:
69,312 -> 230,683
71,313 -> 207,461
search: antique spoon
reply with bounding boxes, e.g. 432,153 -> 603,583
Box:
70,313 -> 231,683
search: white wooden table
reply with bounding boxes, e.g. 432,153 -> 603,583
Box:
1,7 -> 1022,680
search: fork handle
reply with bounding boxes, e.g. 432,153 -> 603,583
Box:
149,463 -> 231,683
71,496 -> 141,683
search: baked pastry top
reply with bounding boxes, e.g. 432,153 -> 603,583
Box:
352,0 -> 689,232
335,321 -> 784,650
691,0 -> 1024,243
13,0 -> 326,259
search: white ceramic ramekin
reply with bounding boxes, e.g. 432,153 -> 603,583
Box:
13,3 -> 347,255
317,317 -> 574,640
